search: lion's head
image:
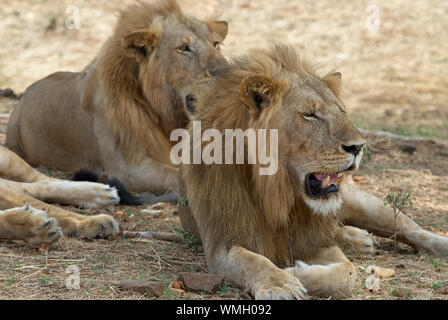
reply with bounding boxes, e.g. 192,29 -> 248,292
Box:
94,0 -> 228,164
120,1 -> 228,91
182,43 -> 365,217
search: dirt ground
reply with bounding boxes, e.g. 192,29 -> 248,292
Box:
0,0 -> 447,300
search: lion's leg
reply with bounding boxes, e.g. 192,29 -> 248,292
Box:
0,185 -> 118,238
112,158 -> 179,194
0,146 -> 47,182
285,246 -> 357,299
336,225 -> 374,255
0,204 -> 63,244
340,183 -> 448,257
0,178 -> 119,209
206,245 -> 308,300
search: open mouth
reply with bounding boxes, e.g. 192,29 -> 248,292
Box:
305,173 -> 344,198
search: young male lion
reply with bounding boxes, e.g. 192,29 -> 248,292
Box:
6,0 -> 228,195
0,146 -> 119,244
178,44 -> 448,299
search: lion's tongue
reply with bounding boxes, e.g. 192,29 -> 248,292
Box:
313,173 -> 338,188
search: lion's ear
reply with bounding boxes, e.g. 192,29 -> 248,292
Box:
322,72 -> 342,97
239,75 -> 283,115
121,30 -> 161,62
207,20 -> 228,42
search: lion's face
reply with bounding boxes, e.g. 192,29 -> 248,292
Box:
182,47 -> 365,216
121,14 -> 228,112
181,77 -> 218,118
275,74 -> 365,215
155,16 -> 228,90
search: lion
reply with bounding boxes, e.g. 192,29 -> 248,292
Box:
6,0 -> 228,195
178,43 -> 448,300
0,145 -> 120,244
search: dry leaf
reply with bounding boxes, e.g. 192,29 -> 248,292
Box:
141,208 -> 163,217
38,242 -> 52,253
377,267 -> 395,279
141,202 -> 176,217
113,211 -> 129,222
171,280 -> 186,294
148,202 -> 172,211
393,288 -> 412,297
171,280 -> 185,290
141,210 -> 163,217
113,211 -> 123,217
171,288 -> 185,294
436,287 -> 448,295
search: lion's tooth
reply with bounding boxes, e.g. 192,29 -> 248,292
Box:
322,175 -> 330,188
336,175 -> 344,185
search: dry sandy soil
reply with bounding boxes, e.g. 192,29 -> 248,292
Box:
0,0 -> 447,300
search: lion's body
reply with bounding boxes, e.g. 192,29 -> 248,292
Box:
7,70 -> 103,172
179,44 -> 448,299
181,163 -> 338,268
6,0 -> 228,193
0,145 -> 120,244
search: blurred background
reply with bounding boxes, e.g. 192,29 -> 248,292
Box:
1,0 -> 447,140
0,0 -> 446,300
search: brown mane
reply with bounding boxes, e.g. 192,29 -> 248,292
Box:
84,0 -> 192,165
182,44 -> 338,267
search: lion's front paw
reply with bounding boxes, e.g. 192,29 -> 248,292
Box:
353,229 -> 374,255
28,208 -> 63,245
254,270 -> 308,300
78,183 -> 120,208
52,181 -> 120,208
337,225 -> 374,255
78,214 -> 119,239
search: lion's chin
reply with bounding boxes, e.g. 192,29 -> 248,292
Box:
303,194 -> 342,216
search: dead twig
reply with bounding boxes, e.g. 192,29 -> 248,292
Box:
122,231 -> 183,243
359,129 -> 448,149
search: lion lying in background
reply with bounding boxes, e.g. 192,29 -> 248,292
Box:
178,44 -> 448,299
0,146 -> 119,245
6,0 -> 228,195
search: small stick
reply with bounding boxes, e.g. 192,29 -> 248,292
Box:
359,129 -> 448,149
122,231 -> 183,243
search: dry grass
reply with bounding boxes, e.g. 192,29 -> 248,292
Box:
0,0 -> 447,300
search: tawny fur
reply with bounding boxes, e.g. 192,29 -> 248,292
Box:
6,0 -> 228,192
179,44 -> 448,299
0,146 -> 119,244
180,44 -> 348,266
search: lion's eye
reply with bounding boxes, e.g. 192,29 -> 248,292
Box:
213,41 -> 220,48
177,45 -> 191,53
302,112 -> 321,120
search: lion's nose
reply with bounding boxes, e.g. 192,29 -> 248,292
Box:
208,65 -> 227,77
342,143 -> 364,157
185,94 -> 196,113
207,59 -> 229,77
